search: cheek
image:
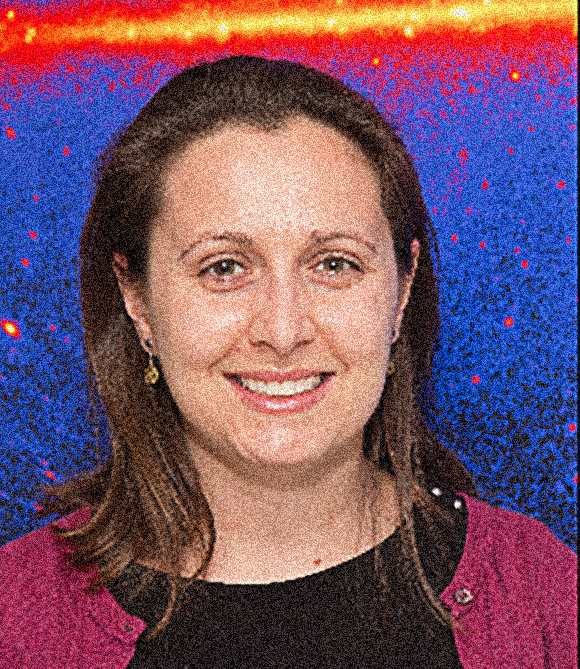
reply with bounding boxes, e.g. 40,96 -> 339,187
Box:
150,291 -> 247,371
320,292 -> 395,361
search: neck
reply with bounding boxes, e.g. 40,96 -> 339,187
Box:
183,442 -> 399,583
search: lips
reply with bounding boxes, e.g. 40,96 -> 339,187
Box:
223,372 -> 335,415
223,370 -> 334,383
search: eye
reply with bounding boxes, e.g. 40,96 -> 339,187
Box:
198,253 -> 363,285
200,258 -> 246,279
312,255 -> 362,276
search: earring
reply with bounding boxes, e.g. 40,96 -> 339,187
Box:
144,339 -> 160,385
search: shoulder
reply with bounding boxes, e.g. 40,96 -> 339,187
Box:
442,494 -> 577,667
448,492 -> 577,610
0,507 -> 92,566
0,508 -> 146,664
0,508 -> 94,612
460,493 -> 576,566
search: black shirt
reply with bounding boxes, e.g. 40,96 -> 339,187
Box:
107,487 -> 467,668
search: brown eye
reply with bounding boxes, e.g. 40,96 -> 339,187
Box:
313,255 -> 362,275
200,259 -> 245,279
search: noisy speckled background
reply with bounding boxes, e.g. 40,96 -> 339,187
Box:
0,13 -> 577,550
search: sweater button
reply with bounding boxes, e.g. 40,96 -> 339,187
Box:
123,624 -> 133,631
454,588 -> 473,605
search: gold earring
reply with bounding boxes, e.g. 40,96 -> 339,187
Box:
144,339 -> 160,385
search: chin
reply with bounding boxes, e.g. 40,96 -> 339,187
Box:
229,426 -> 356,473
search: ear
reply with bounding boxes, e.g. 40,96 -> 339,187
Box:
113,252 -> 155,354
391,239 -> 420,345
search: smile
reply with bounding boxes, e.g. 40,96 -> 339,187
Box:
223,373 -> 335,415
233,374 -> 329,397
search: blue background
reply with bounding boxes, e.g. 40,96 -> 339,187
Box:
0,20 -> 577,549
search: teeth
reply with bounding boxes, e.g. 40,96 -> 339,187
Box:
237,375 -> 324,396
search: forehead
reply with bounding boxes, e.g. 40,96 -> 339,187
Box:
156,117 -> 390,249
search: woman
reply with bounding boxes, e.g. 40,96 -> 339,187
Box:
0,55 -> 576,668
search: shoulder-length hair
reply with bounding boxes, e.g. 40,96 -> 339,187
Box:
36,55 -> 477,642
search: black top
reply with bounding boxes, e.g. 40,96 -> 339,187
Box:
107,487 -> 467,668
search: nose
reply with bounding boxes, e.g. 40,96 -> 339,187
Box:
247,271 -> 316,357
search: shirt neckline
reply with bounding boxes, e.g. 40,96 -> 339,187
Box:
133,526 -> 404,589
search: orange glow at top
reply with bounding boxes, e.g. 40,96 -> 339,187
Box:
6,9 -> 15,21
0,1 -> 575,54
1,319 -> 21,339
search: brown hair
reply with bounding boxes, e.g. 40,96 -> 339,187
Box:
35,55 -> 477,642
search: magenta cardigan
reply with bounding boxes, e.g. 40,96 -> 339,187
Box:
0,492 -> 577,668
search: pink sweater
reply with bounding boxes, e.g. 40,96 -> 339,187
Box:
0,493 -> 576,668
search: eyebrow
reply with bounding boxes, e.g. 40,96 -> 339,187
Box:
179,230 -> 378,258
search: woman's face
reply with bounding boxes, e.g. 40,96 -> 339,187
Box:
118,117 -> 417,479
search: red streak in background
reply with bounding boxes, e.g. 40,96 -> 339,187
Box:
0,1 -> 575,62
